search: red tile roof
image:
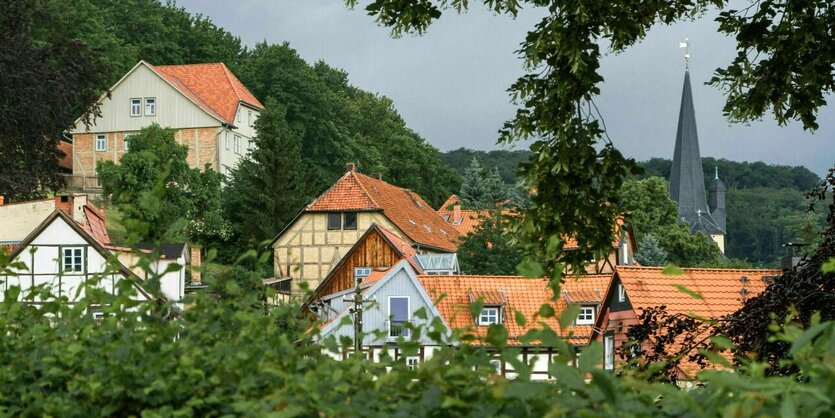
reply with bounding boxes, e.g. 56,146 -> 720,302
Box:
81,203 -> 110,245
419,274 -> 612,344
609,266 -> 782,378
375,224 -> 423,273
306,170 -> 460,252
151,62 -> 263,125
57,140 -> 72,170
615,266 -> 781,318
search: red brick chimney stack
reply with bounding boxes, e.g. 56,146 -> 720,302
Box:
54,195 -> 74,217
453,204 -> 462,224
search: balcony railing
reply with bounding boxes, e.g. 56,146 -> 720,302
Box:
386,320 -> 412,340
61,174 -> 101,191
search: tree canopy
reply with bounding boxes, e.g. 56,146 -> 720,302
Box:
346,0 -> 835,279
224,99 -> 310,247
97,125 -> 228,244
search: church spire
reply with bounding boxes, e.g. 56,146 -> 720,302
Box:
669,65 -> 723,236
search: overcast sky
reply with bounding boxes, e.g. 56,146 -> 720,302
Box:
177,0 -> 834,176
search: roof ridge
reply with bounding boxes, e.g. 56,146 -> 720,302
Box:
218,62 -> 244,103
148,63 -> 229,124
617,265 -> 781,273
352,171 -> 382,209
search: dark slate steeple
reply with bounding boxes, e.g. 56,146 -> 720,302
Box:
669,69 -> 724,236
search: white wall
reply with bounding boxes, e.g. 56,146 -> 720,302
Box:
0,217 -> 147,303
70,63 -> 221,134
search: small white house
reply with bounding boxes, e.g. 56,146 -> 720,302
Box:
0,210 -> 158,305
315,260 -> 613,379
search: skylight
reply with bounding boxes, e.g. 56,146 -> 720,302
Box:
414,253 -> 459,275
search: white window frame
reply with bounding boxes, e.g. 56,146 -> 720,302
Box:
237,106 -> 242,123
234,135 -> 241,154
577,306 -> 595,325
95,134 -> 106,152
489,359 -> 502,374
618,284 -> 626,303
387,296 -> 410,339
604,334 -> 615,370
478,307 -> 500,325
123,132 -> 135,151
130,98 -> 141,116
144,97 -> 156,116
225,131 -> 230,150
61,246 -> 84,274
405,356 -> 420,371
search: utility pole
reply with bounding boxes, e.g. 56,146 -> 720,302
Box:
345,268 -> 372,357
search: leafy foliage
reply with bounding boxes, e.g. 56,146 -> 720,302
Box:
634,234 -> 668,267
235,42 -> 458,208
224,99 -> 310,246
0,0 -> 108,200
619,177 -> 721,266
459,158 -> 507,209
347,0 -> 833,280
723,168 -> 835,373
457,211 -> 524,275
441,148 -> 532,185
97,124 -> 229,244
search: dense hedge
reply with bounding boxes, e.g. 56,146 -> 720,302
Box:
1,265 -> 834,417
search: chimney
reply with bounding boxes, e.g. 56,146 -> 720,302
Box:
453,204 -> 462,224
781,242 -> 807,272
190,245 -> 203,285
373,172 -> 382,180
54,194 -> 74,217
345,162 -> 356,172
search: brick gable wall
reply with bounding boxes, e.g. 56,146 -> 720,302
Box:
72,127 -> 219,177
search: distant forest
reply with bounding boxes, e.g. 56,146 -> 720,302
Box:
441,149 -> 825,267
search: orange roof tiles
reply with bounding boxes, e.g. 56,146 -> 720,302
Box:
57,140 -> 72,170
615,266 -> 781,318
306,170 -> 459,252
82,203 -> 110,245
419,274 -> 612,344
375,224 -> 423,273
151,62 -> 263,125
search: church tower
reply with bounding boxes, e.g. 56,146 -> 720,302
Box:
669,61 -> 726,252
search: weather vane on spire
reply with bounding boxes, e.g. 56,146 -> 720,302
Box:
679,38 -> 690,68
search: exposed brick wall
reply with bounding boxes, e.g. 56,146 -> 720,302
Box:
74,128 -> 220,176
72,134 -> 95,177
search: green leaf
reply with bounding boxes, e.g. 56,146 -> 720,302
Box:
538,303 -> 556,319
710,335 -> 735,350
662,263 -> 684,275
789,321 -> 830,354
486,324 -> 508,347
516,258 -> 545,278
514,309 -> 527,327
559,303 -> 580,329
822,258 -> 835,273
673,284 -> 703,300
578,341 -> 602,372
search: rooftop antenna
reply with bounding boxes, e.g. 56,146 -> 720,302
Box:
679,38 -> 690,68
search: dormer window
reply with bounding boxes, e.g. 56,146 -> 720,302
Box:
479,307 -> 501,325
577,306 -> 595,325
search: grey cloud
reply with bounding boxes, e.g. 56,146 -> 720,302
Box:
178,0 -> 834,176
